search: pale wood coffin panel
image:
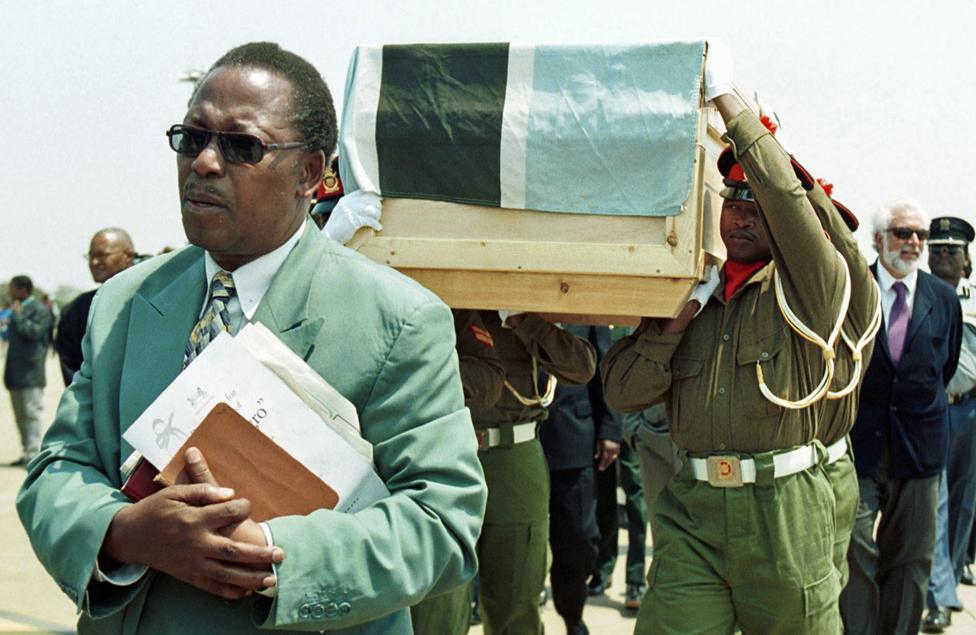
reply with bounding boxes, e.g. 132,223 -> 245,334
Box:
348,106 -> 729,321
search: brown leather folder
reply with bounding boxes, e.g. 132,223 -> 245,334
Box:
156,402 -> 339,521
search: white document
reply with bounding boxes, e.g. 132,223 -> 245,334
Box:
235,323 -> 372,462
122,331 -> 388,513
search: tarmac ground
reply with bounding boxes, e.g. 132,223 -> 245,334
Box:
2,355 -> 976,634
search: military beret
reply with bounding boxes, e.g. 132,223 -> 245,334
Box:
717,146 -> 858,231
313,157 -> 344,209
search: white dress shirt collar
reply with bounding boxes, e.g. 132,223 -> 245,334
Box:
876,263 -> 918,296
876,261 -> 919,327
203,221 -> 306,321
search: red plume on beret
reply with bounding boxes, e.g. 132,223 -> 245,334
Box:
718,114 -> 784,183
816,178 -> 834,197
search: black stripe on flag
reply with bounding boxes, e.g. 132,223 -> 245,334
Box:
376,43 -> 509,207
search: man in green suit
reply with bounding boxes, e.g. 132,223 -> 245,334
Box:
17,42 -> 487,634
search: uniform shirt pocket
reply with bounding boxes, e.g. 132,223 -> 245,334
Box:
736,327 -> 787,417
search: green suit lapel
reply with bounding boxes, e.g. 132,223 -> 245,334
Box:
252,222 -> 327,361
119,250 -> 206,434
117,226 -> 327,451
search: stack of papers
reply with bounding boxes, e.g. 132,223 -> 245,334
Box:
122,323 -> 388,516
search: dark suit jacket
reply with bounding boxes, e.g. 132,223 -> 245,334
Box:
3,296 -> 53,389
54,288 -> 96,385
851,264 -> 962,480
540,325 -> 622,470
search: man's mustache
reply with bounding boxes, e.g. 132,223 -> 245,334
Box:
182,179 -> 229,206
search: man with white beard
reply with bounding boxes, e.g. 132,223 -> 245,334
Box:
841,201 -> 963,634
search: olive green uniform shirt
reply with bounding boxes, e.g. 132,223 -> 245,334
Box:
469,312 -> 596,429
602,111 -> 876,454
805,185 -> 879,446
453,309 -> 506,408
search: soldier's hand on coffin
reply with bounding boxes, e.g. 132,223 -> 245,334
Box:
689,265 -> 721,317
323,190 -> 383,244
704,39 -> 735,102
100,479 -> 282,600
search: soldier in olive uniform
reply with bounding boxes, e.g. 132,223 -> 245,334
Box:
472,310 -> 596,635
601,44 -> 874,633
411,309 -> 504,635
454,309 -> 507,410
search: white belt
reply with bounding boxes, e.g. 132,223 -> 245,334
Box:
688,442 -> 822,488
825,437 -> 848,466
476,422 -> 537,449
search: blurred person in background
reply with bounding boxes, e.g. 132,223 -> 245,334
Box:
4,275 -> 53,466
921,217 -> 976,633
54,228 -> 135,385
540,323 -> 620,635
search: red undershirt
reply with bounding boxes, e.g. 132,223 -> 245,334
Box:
723,259 -> 770,302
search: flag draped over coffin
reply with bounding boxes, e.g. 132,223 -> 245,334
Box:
339,41 -> 706,218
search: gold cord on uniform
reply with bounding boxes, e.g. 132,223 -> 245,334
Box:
184,271 -> 237,366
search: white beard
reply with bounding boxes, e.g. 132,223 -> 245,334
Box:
881,244 -> 921,275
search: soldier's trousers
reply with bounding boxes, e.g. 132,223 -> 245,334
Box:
477,438 -> 549,635
824,443 -> 858,588
409,583 -> 471,635
636,450 -> 840,635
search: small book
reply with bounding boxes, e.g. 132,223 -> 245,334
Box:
120,456 -> 163,502
155,402 -> 339,522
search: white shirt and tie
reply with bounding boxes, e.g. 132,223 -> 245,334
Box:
876,265 -> 917,364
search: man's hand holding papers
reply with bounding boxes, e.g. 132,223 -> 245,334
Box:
101,481 -> 282,600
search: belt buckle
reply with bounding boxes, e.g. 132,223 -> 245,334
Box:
706,455 -> 743,488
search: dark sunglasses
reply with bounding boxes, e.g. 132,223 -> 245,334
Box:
166,124 -> 307,164
929,244 -> 965,256
886,226 -> 930,241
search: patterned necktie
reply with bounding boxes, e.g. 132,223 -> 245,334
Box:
888,281 -> 909,365
184,271 -> 237,366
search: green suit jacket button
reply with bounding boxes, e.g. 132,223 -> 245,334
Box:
339,602 -> 352,615
311,603 -> 326,619
299,603 -> 312,619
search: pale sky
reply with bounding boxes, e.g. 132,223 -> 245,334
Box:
2,0 -> 974,293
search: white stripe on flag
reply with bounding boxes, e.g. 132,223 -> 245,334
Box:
339,46 -> 383,194
500,45 -> 534,210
